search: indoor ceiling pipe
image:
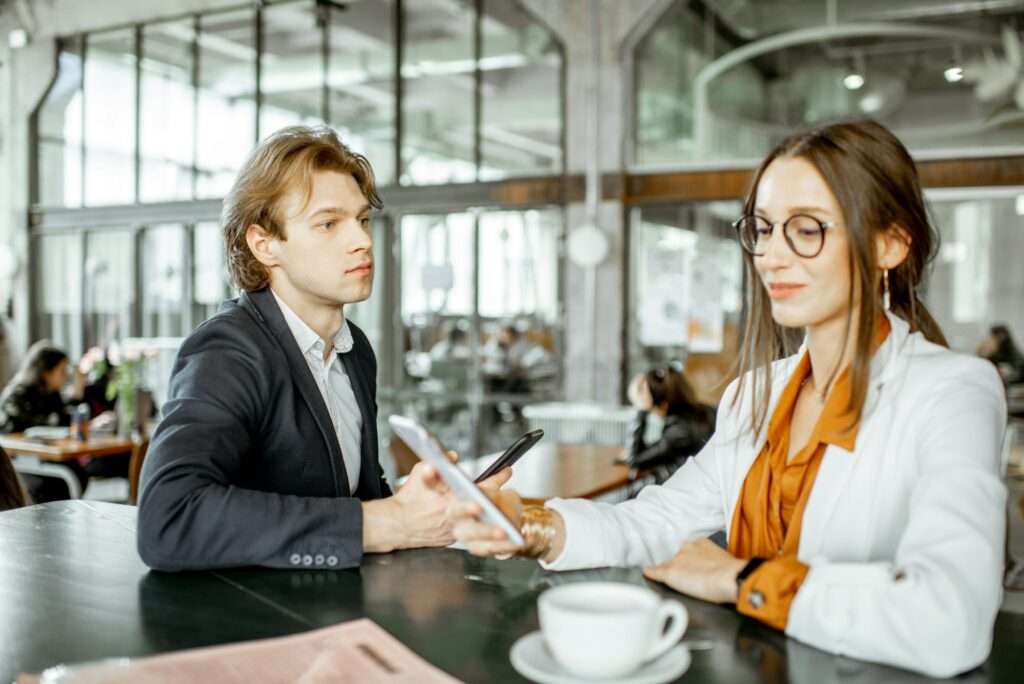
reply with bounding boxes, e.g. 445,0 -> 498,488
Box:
692,22 -> 1003,155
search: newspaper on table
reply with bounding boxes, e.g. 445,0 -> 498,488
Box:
20,618 -> 462,684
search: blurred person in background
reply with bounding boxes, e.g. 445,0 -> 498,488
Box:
626,365 -> 713,482
0,341 -> 89,501
0,445 -> 28,511
978,323 -> 1024,387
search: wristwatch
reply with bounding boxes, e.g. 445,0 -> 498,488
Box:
735,557 -> 766,589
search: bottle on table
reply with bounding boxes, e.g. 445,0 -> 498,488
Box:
71,403 -> 90,442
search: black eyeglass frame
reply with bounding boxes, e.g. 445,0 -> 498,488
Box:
732,214 -> 836,258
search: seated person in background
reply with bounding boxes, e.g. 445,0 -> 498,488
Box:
429,322 -> 472,362
977,323 -> 1024,387
0,445 -> 28,510
625,366 -> 712,481
446,120 -> 1006,678
137,125 -> 509,572
0,341 -> 89,502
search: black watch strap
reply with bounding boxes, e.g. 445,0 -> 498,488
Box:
735,557 -> 767,589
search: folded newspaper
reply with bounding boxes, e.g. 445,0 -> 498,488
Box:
20,619 -> 462,683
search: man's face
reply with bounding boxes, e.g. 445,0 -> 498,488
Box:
268,170 -> 374,308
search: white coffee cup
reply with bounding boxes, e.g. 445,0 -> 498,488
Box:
537,582 -> 688,679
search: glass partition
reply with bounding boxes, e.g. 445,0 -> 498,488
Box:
627,201 -> 743,405
84,229 -> 134,349
140,19 -> 196,202
84,29 -> 137,206
196,9 -> 257,199
327,0 -> 396,185
35,233 -> 83,358
141,224 -> 186,337
192,221 -> 229,326
36,38 -> 84,208
259,1 -> 324,139
478,0 -> 562,179
924,189 -> 1024,355
400,2 -> 476,184
634,1 -> 1024,166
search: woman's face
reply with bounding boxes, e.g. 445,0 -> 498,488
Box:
752,156 -> 857,332
43,359 -> 68,393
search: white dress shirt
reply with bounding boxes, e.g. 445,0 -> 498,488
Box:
272,290 -> 362,493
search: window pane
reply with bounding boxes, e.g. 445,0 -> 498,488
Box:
141,224 -> 186,337
84,29 -> 137,206
85,229 -> 134,348
193,222 -> 229,325
196,9 -> 257,199
259,2 -> 324,140
35,233 -> 82,358
401,3 -> 475,184
328,0 -> 396,185
37,39 -> 84,207
140,20 -> 196,202
924,190 -> 1024,354
627,202 -> 743,405
401,213 -> 474,317
477,208 -> 560,396
479,0 -> 562,179
634,2 -> 1024,165
401,213 -> 474,393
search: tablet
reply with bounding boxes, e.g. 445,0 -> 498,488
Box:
388,415 -> 525,546
473,428 -> 544,483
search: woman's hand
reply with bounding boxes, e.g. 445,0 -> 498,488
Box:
447,480 -> 525,559
643,538 -> 747,604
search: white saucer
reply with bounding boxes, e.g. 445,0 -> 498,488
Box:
510,631 -> 691,684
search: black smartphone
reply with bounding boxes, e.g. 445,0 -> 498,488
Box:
473,428 -> 544,483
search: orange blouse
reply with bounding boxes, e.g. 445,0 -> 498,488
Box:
728,317 -> 891,630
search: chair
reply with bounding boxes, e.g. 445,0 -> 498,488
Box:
127,437 -> 149,505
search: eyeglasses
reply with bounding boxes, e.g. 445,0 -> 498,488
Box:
732,214 -> 834,258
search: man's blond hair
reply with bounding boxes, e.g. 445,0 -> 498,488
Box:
222,125 -> 382,291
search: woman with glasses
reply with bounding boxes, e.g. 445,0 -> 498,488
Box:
443,120 -> 1006,677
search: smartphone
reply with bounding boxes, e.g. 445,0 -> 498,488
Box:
473,429 -> 544,484
388,415 -> 525,546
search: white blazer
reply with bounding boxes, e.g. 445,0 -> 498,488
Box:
544,312 -> 1007,678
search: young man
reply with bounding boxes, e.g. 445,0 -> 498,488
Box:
137,126 -> 496,571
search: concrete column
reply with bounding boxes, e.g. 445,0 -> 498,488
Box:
521,0 -> 666,403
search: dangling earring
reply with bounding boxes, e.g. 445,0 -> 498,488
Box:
882,269 -> 891,311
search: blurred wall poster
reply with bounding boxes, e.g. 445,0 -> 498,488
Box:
639,247 -> 689,347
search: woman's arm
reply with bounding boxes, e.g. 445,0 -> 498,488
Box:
784,363 -> 1006,678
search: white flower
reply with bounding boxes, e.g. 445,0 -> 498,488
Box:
107,341 -> 122,366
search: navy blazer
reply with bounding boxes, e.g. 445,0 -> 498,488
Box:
137,287 -> 391,571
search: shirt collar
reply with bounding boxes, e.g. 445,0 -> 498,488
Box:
271,289 -> 353,357
768,315 -> 892,454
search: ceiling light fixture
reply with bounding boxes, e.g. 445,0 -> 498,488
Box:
844,51 -> 867,91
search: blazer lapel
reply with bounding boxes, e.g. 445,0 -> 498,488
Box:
341,350 -> 381,498
799,312 -> 914,555
241,288 -> 349,496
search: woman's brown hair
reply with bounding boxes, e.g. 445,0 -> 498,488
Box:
646,366 -> 702,418
222,125 -> 383,291
733,120 -> 947,441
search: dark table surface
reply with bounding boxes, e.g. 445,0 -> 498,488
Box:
2,500 -> 1023,683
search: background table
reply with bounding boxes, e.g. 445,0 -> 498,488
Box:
2,501 -> 1023,683
465,443 -> 630,504
0,434 -> 136,499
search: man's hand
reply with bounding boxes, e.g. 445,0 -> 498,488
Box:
363,455 -> 513,554
643,538 -> 747,604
